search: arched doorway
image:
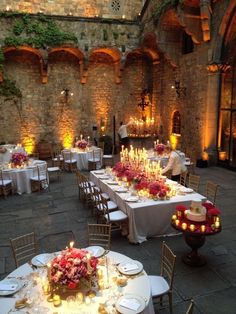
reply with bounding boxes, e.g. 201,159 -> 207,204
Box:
218,7 -> 236,168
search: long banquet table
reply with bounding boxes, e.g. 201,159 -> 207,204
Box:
0,250 -> 154,314
90,171 -> 207,244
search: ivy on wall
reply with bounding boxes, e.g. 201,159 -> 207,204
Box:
1,13 -> 78,48
0,78 -> 22,98
153,0 -> 184,21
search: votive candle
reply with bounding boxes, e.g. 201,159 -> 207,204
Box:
182,223 -> 187,230
215,221 -> 220,228
53,294 -> 61,307
172,214 -> 177,221
175,219 -> 180,226
201,225 -> 206,232
189,224 -> 195,232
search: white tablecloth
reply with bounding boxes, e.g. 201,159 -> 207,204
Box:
0,251 -> 154,314
70,147 -> 102,170
90,172 -> 206,244
0,145 -> 26,164
1,160 -> 47,194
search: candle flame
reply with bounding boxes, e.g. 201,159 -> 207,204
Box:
69,241 -> 74,249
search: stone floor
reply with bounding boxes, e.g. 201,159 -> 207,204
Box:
0,165 -> 236,314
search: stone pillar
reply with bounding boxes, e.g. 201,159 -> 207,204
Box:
205,62 -> 230,164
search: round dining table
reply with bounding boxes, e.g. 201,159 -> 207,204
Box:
1,160 -> 47,194
0,250 -> 154,314
70,147 -> 102,170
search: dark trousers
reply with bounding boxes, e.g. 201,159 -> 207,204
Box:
120,137 -> 129,149
171,174 -> 180,182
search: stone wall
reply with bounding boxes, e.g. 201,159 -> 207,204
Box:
0,0 -> 143,20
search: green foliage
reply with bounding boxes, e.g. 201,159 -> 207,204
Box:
153,0 -> 182,21
1,13 -> 78,49
0,78 -> 22,98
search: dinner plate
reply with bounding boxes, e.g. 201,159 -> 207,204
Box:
0,279 -> 23,296
116,294 -> 146,314
107,181 -> 118,185
84,246 -> 105,258
115,187 -> 128,193
126,196 -> 139,202
31,253 -> 53,267
117,260 -> 143,275
179,187 -> 194,193
97,175 -> 110,180
93,170 -> 105,175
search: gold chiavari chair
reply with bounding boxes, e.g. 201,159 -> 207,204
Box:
10,232 -> 38,268
0,169 -> 13,198
188,174 -> 200,192
30,163 -> 49,192
185,299 -> 194,314
87,223 -> 111,250
148,241 -> 176,314
205,181 -> 219,205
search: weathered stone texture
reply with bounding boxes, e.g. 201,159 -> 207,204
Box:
0,0 -> 143,20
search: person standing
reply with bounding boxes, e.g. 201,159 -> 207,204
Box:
118,120 -> 132,149
161,145 -> 184,181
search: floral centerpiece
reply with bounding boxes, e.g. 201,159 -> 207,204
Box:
11,152 -> 28,167
49,246 -> 98,295
76,139 -> 88,150
154,143 -> 166,155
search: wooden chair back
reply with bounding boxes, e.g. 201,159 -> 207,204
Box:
185,299 -> 194,314
10,232 -> 38,267
179,171 -> 188,186
188,174 -> 200,192
0,169 -> 13,197
87,223 -> 111,250
206,181 -> 218,205
160,241 -> 176,290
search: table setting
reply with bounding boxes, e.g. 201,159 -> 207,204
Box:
0,157 -> 47,194
90,146 -> 206,243
0,243 -> 154,314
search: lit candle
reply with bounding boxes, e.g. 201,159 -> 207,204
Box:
189,224 -> 195,232
42,283 -> 50,295
175,219 -> 180,226
182,223 -> 187,230
98,279 -> 105,290
85,296 -> 91,305
201,225 -> 206,232
80,134 -> 83,140
69,241 -> 74,249
97,269 -> 103,279
215,221 -> 220,228
47,263 -> 51,282
53,294 -> 61,307
76,292 -> 84,304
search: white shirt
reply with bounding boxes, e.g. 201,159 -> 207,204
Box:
118,125 -> 128,139
162,150 -> 182,176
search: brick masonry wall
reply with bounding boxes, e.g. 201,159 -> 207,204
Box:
0,0 -> 143,20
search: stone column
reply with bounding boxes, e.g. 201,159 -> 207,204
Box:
205,62 -> 230,164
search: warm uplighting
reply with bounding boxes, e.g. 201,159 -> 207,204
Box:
21,136 -> 36,154
62,132 -> 74,149
202,150 -> 209,161
170,133 -> 181,150
219,151 -> 227,161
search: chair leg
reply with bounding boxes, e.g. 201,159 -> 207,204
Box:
160,296 -> 163,306
168,292 -> 173,314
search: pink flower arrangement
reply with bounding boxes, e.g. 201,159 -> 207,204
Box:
76,139 -> 88,150
11,152 -> 28,166
154,143 -> 166,155
176,205 -> 188,212
50,248 -> 98,289
202,202 -> 221,216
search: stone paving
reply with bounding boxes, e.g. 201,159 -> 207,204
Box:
0,165 -> 236,314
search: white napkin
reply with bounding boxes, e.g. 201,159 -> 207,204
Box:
91,247 -> 100,257
121,263 -> 139,272
119,298 -> 141,311
0,283 -> 18,291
